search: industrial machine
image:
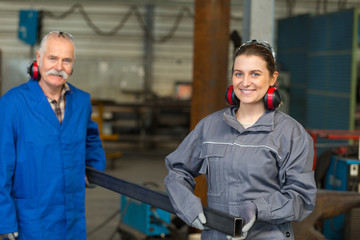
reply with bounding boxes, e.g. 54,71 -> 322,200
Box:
324,156 -> 360,240
119,195 -> 171,237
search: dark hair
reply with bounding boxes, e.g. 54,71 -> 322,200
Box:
233,40 -> 276,75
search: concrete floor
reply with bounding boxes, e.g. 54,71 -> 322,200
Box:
85,143 -> 190,240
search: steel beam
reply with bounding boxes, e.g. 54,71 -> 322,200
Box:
86,167 -> 243,237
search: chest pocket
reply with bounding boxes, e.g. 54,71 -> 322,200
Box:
199,143 -> 228,197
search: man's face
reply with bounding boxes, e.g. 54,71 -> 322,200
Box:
36,36 -> 74,90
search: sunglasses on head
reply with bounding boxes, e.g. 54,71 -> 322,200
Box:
237,40 -> 276,60
48,31 -> 74,40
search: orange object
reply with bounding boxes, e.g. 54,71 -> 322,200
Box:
307,129 -> 360,170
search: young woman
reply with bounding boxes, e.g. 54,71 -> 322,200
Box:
164,40 -> 316,240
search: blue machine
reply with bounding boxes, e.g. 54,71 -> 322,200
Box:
18,9 -> 40,45
324,156 -> 360,240
120,195 -> 171,236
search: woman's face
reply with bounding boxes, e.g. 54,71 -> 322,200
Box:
232,54 -> 278,108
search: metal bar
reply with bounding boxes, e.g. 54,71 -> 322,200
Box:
86,167 -> 243,237
203,205 -> 243,238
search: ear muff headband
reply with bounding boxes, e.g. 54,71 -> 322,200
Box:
225,85 -> 282,110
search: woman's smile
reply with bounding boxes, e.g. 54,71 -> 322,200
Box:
241,89 -> 255,95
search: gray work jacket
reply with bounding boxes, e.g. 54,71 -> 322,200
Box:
164,107 -> 316,240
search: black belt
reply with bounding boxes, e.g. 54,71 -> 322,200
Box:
86,167 -> 243,237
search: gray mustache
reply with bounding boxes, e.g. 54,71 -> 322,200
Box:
45,69 -> 68,79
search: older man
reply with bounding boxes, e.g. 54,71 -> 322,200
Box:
0,31 -> 106,240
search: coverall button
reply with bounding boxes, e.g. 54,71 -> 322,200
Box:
286,232 -> 291,237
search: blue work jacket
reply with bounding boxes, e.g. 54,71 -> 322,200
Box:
0,79 -> 106,240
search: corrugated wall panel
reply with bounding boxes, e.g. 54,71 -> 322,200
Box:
0,1 -> 199,102
307,8 -> 357,129
278,8 -> 357,129
152,5 -> 194,97
277,14 -> 310,125
0,2 -> 147,103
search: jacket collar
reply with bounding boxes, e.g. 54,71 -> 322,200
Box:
26,78 -> 76,128
27,78 -> 47,102
27,78 -> 72,102
223,106 -> 275,133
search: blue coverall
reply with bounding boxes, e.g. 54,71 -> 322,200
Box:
0,79 -> 106,240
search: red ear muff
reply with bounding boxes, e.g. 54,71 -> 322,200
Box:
225,85 -> 282,110
225,85 -> 240,106
263,87 -> 282,110
27,60 -> 41,81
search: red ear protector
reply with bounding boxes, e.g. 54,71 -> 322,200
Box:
263,86 -> 282,110
225,85 -> 240,106
27,60 -> 40,81
27,60 -> 73,81
225,85 -> 282,110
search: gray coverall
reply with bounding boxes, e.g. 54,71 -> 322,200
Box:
164,107 -> 316,239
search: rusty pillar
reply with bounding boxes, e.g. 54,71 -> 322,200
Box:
191,0 -> 230,208
191,0 -> 230,129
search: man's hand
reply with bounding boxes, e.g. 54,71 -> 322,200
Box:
190,212 -> 208,230
85,175 -> 96,188
227,202 -> 257,240
0,232 -> 18,240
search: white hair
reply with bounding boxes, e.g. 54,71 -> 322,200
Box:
38,31 -> 76,66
